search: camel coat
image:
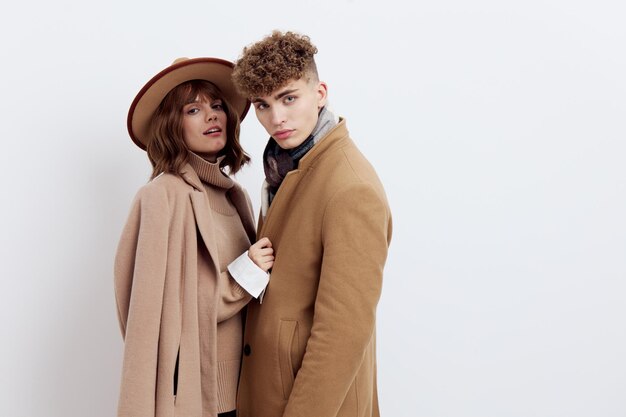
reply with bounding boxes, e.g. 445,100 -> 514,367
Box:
237,120 -> 392,417
114,164 -> 255,417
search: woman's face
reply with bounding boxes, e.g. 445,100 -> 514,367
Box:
181,95 -> 228,161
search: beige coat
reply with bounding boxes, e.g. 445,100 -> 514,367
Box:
237,120 -> 392,417
114,164 -> 255,417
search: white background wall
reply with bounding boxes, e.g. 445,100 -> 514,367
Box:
1,1 -> 625,416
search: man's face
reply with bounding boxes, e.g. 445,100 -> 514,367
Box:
252,77 -> 328,150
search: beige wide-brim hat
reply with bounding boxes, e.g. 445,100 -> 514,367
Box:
127,57 -> 250,150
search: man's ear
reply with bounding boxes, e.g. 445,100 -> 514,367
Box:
316,81 -> 328,109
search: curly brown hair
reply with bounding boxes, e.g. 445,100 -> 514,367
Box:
232,31 -> 319,97
147,80 -> 250,179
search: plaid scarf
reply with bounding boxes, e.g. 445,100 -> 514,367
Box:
263,107 -> 338,204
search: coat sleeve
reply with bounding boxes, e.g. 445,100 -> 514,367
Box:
114,184 -> 170,416
282,182 -> 392,417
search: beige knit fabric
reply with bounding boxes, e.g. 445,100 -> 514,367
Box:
189,152 -> 252,413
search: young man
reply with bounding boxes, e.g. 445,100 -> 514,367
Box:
230,31 -> 392,417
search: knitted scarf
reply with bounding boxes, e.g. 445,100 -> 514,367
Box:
263,106 -> 338,204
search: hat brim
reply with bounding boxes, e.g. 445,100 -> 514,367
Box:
127,57 -> 250,150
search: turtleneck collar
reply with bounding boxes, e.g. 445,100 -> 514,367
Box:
187,152 -> 234,190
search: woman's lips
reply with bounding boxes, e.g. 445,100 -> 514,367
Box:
204,126 -> 222,136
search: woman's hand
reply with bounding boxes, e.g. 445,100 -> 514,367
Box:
248,237 -> 274,272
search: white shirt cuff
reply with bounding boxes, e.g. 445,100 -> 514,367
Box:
227,251 -> 270,299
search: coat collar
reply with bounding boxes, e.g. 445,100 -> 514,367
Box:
297,118 -> 349,170
258,118 -> 350,240
179,163 -> 205,192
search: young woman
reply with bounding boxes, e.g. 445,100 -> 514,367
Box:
114,57 -> 273,417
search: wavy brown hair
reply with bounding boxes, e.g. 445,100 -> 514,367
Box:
146,80 -> 250,179
232,30 -> 319,98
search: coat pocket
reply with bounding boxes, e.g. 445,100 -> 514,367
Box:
278,319 -> 299,400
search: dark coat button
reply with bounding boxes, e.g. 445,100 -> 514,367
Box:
244,344 -> 251,356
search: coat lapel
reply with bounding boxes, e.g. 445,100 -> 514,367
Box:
180,165 -> 221,269
258,119 -> 349,243
258,169 -> 303,244
190,191 -> 221,258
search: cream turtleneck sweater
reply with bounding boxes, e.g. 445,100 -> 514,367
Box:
188,152 -> 252,414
